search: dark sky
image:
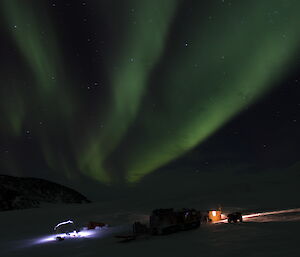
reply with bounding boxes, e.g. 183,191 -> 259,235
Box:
0,0 -> 299,195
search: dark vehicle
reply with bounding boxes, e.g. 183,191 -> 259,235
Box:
115,222 -> 149,243
116,208 -> 203,242
133,221 -> 149,234
201,211 -> 212,223
227,212 -> 243,223
149,208 -> 201,235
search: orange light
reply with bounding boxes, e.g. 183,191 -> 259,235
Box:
209,210 -> 222,222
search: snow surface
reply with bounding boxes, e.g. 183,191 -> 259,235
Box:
1,201 -> 300,257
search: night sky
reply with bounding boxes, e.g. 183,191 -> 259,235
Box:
1,0 -> 300,191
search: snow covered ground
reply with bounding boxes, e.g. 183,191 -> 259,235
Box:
1,201 -> 300,257
1,165 -> 299,256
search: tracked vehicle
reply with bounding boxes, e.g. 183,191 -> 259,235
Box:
227,212 -> 243,223
149,208 -> 201,235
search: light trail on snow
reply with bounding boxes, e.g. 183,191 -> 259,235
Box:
54,220 -> 74,231
242,208 -> 300,219
213,208 -> 300,224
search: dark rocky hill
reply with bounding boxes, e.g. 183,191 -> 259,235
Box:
0,175 -> 90,211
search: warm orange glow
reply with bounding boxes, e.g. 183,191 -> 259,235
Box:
208,210 -> 222,222
221,214 -> 227,220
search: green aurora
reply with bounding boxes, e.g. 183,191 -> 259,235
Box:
1,0 -> 300,184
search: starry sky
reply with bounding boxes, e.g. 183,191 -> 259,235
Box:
0,0 -> 300,190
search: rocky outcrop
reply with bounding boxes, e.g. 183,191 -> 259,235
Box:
0,175 -> 90,211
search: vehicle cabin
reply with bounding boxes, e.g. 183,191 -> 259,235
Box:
208,210 -> 222,222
